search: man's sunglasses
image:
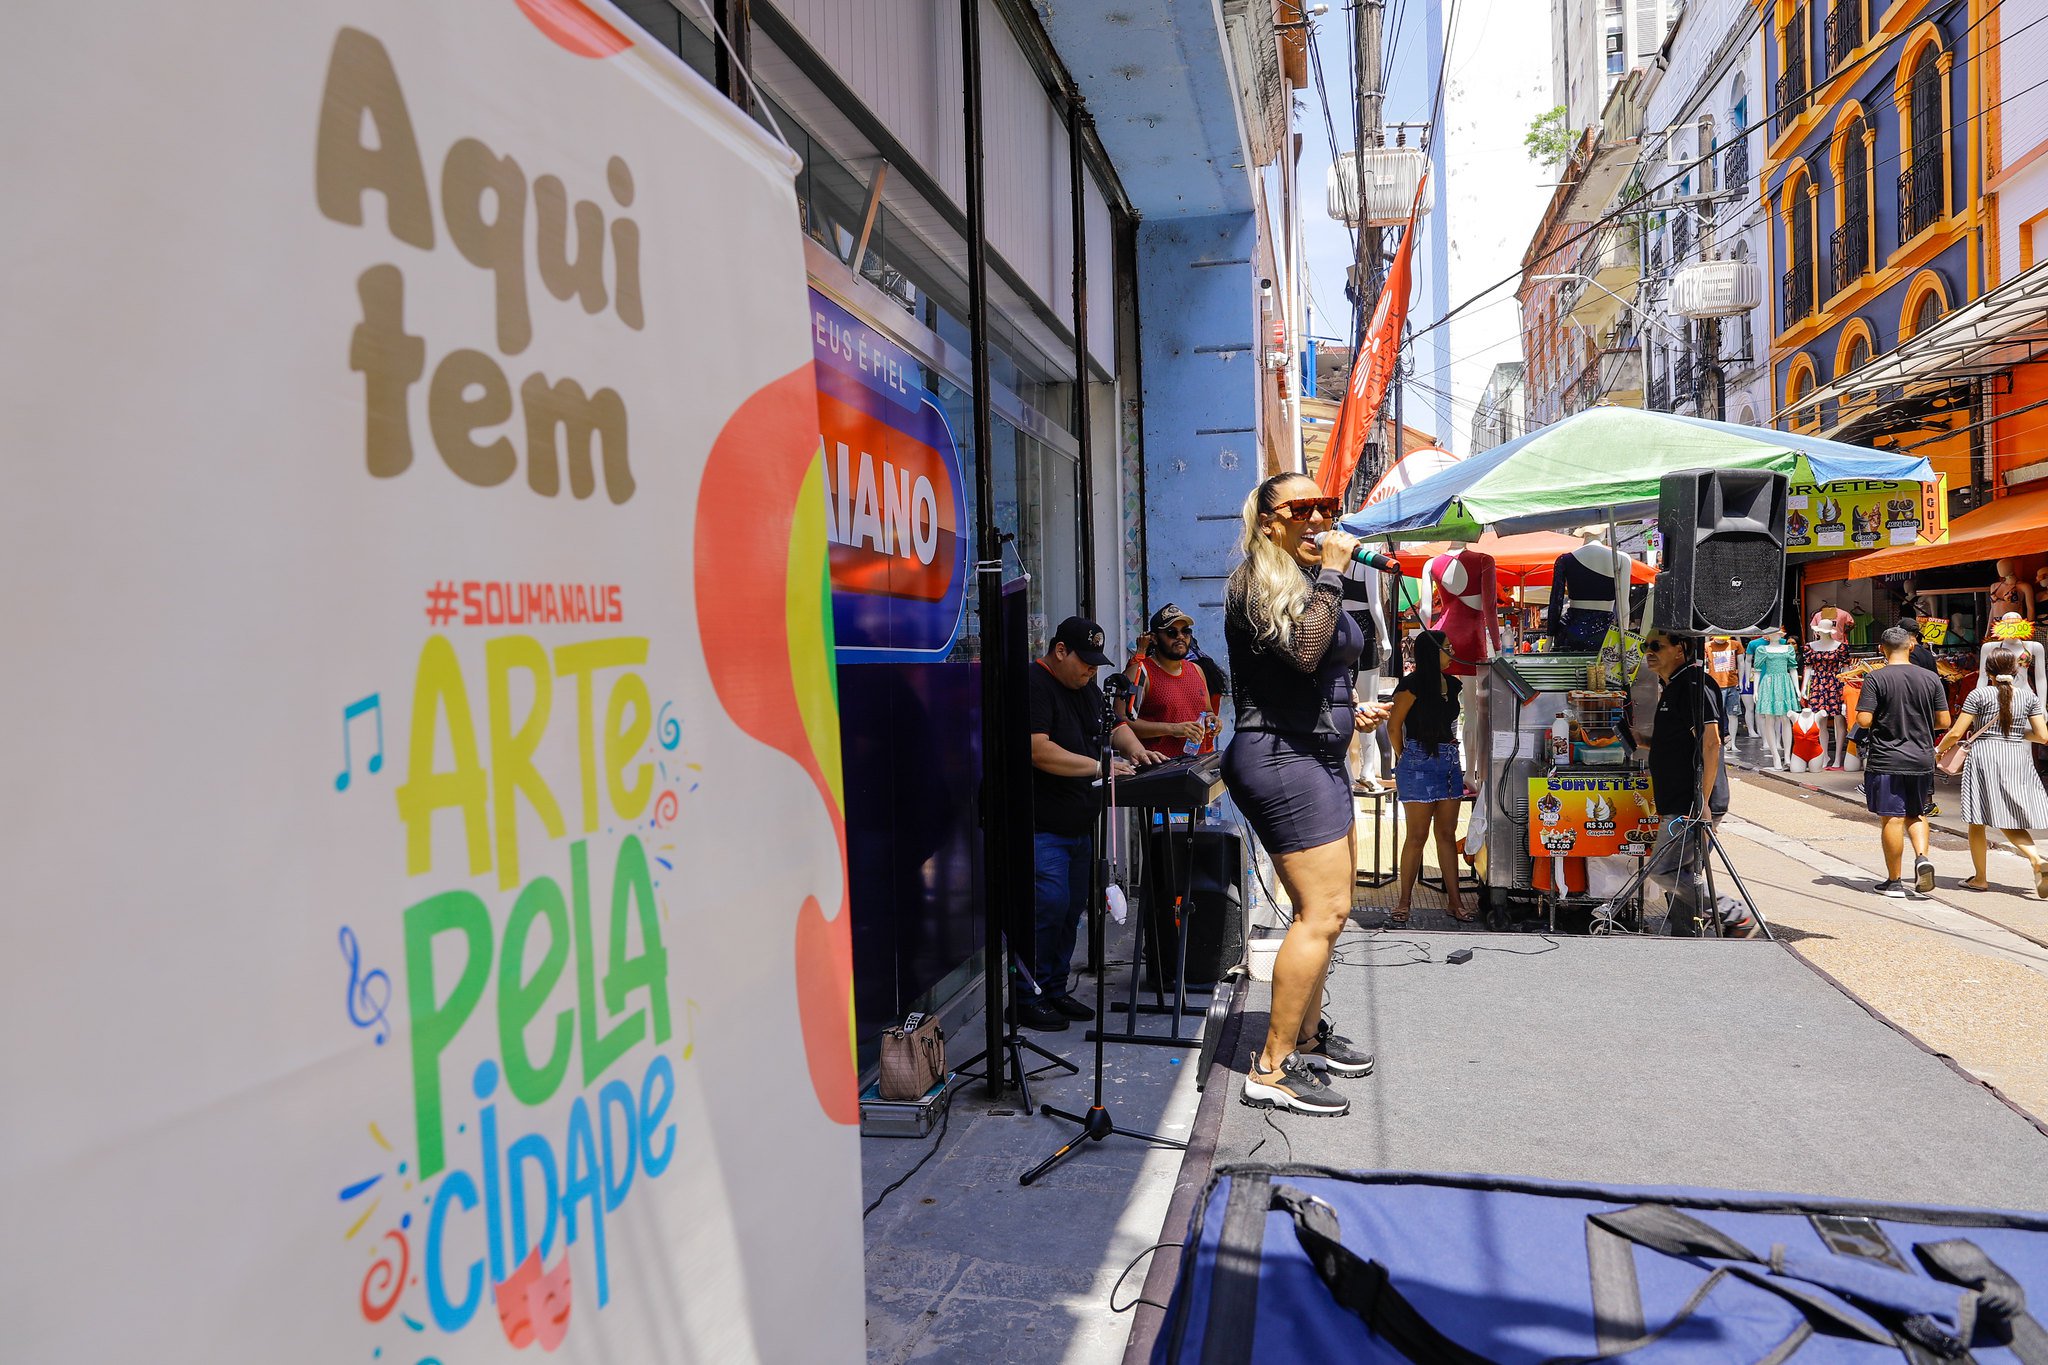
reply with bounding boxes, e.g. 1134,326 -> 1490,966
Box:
1156,625 -> 1192,638
1274,496 -> 1342,520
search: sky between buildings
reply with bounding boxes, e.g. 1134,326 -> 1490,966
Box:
1299,0 -> 1556,453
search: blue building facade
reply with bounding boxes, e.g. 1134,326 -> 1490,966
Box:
1763,0 -> 1984,495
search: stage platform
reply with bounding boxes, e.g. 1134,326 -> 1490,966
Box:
1124,930 -> 2048,1361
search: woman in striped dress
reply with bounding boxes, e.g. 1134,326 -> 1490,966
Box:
1936,645 -> 2048,899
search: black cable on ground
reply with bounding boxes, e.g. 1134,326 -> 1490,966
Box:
862,1086 -> 955,1219
1109,1241 -> 1185,1315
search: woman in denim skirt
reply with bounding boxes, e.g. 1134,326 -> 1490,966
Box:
1389,630 -> 1467,923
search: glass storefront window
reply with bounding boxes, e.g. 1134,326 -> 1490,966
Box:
611,1 -> 717,83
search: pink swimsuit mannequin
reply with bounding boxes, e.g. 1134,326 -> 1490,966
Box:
1425,547 -> 1500,678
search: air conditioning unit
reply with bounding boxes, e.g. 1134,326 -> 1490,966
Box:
1327,148 -> 1434,226
1670,258 -> 1763,319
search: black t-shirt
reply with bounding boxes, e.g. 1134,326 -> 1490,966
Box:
1649,663 -> 1728,817
1028,661 -> 1107,836
1393,672 -> 1460,755
1909,641 -> 1939,673
1856,662 -> 1948,774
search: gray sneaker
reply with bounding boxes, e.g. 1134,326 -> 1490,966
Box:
1915,857 -> 1936,895
1242,1051 -> 1351,1116
1299,1018 -> 1375,1077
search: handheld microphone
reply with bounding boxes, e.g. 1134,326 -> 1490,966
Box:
1310,535 -> 1400,574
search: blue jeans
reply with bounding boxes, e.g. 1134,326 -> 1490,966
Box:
1029,831 -> 1093,997
1721,685 -> 1745,733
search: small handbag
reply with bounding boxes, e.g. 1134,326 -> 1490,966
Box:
877,1011 -> 946,1100
1936,717 -> 1992,776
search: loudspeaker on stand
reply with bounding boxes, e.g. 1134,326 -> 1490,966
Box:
1654,468 -> 1788,636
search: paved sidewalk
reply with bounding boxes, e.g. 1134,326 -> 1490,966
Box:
860,908 -> 1204,1365
859,765 -> 2048,1364
1714,774 -> 2048,1123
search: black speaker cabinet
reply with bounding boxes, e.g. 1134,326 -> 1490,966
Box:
1655,469 -> 1788,636
1142,826 -> 1245,989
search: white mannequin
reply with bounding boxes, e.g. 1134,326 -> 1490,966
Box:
1982,616 -> 2048,697
1418,545 -> 1499,790
1545,532 -> 1637,664
1346,558 -> 1394,790
1803,617 -> 1846,771
1746,624 -> 1800,770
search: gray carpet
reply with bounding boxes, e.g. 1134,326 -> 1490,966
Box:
1214,931 -> 2048,1211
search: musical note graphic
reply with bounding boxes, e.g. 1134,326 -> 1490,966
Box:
335,694 -> 385,791
682,999 -> 700,1060
340,926 -> 392,1045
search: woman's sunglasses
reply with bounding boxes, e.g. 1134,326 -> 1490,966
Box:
1273,496 -> 1342,521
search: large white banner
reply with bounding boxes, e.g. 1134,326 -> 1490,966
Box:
1,4 -> 863,1361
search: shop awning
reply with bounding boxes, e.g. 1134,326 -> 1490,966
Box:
1803,261 -> 2048,434
1827,484 -> 2048,580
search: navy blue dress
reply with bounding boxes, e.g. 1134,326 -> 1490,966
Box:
1222,565 -> 1365,855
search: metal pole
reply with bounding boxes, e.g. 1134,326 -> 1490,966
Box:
962,0 -> 1006,1099
1353,0 -> 1385,354
712,0 -> 752,112
1069,102 -> 1097,620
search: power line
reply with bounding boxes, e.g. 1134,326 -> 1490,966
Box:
1409,0 -> 2025,349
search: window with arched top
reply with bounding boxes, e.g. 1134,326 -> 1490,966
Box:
1912,287 -> 1945,337
1844,331 -> 1871,372
1832,116 -> 1871,293
1784,358 -> 1817,431
1783,172 -> 1816,326
1901,48 -> 1945,239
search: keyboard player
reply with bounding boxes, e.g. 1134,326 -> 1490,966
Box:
1020,616 -> 1164,1032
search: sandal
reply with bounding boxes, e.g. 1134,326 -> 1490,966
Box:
1445,905 -> 1477,923
1959,879 -> 1990,892
1389,906 -> 1411,926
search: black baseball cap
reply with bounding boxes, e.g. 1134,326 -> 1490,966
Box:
1052,616 -> 1113,666
1149,603 -> 1194,632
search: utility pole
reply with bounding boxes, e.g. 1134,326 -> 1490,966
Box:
1352,0 -> 1387,492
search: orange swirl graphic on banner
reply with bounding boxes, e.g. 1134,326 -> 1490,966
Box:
512,0 -> 632,58
697,363 -> 855,1124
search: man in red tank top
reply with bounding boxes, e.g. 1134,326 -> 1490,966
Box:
1122,604 -> 1213,757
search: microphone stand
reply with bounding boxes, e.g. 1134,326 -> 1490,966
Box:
1019,680 -> 1187,1185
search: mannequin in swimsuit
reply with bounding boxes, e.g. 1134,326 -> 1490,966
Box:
1990,560 -> 2034,625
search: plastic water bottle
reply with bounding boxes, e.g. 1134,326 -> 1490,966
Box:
1550,712 -> 1571,764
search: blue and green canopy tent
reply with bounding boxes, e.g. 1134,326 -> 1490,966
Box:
1338,407 -> 1938,542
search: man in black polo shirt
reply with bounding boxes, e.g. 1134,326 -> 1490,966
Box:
1021,616 -> 1162,1030
1640,629 -> 1754,935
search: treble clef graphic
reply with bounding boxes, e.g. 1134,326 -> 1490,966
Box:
339,926 -> 392,1046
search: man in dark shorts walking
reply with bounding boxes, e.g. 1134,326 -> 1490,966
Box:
1855,627 -> 1952,898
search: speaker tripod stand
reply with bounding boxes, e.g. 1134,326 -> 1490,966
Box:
1020,680 -> 1186,1186
953,952 -> 1078,1112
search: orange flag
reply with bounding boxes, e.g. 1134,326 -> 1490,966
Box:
1317,174 -> 1427,501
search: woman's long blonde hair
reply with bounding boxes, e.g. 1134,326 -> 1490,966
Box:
1232,474 -> 1315,650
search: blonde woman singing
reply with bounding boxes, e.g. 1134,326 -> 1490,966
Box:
1222,473 -> 1389,1116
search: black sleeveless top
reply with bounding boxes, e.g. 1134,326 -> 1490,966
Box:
1224,563 -> 1363,741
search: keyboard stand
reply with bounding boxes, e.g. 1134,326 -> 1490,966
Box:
1090,805 -> 1204,1051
